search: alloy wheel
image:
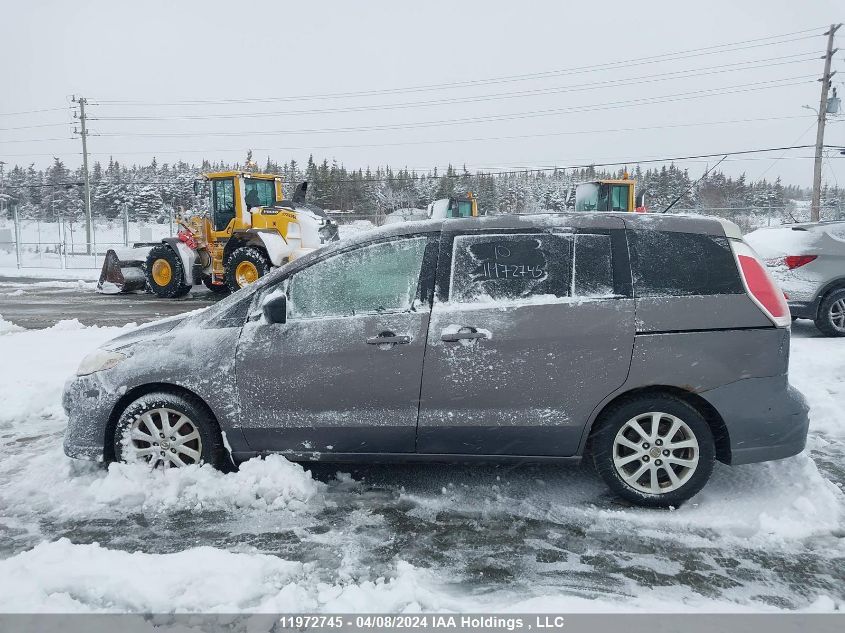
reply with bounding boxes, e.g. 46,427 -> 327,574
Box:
126,407 -> 203,468
612,411 -> 699,495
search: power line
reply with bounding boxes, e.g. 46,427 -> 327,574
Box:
90,55 -> 820,122
1,137 -> 77,144
0,106 -> 72,118
94,27 -> 825,106
0,122 -> 72,132
92,77 -> 815,139
67,114 -> 811,157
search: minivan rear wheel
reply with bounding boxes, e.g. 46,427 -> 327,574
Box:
591,395 -> 715,508
814,288 -> 845,337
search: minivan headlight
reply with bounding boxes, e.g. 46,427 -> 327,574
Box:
77,349 -> 127,376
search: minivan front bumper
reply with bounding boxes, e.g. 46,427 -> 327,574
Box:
699,376 -> 809,465
62,373 -> 121,462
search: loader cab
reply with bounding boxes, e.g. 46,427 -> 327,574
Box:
202,173 -> 284,233
211,177 -> 236,232
575,179 -> 636,212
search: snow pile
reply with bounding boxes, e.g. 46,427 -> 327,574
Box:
0,318 -> 130,425
2,451 -> 322,518
0,267 -> 99,281
0,314 -> 24,334
0,540 -> 460,613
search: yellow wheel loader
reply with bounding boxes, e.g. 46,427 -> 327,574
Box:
574,173 -> 646,212
98,172 -> 339,297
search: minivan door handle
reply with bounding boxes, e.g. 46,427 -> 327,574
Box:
366,333 -> 411,346
441,329 -> 489,342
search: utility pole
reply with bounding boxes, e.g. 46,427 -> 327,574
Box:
811,23 -> 841,222
73,95 -> 94,254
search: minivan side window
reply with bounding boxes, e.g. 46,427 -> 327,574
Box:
628,230 -> 744,297
449,233 -> 572,303
288,237 -> 428,318
573,234 -> 615,297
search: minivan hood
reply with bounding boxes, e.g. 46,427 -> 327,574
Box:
102,313 -> 192,350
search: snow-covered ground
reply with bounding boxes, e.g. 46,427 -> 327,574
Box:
0,317 -> 841,613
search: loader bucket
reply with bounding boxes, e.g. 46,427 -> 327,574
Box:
97,247 -> 150,294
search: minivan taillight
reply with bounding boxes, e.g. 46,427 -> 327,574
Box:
784,255 -> 817,269
731,240 -> 791,327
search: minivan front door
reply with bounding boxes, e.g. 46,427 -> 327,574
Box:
235,235 -> 436,455
417,227 -> 635,457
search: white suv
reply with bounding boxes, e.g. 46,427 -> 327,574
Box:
745,221 -> 845,336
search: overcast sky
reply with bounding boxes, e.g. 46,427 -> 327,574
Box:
1,0 -> 843,186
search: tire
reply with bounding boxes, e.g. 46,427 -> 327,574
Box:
202,276 -> 230,294
591,394 -> 715,508
145,244 -> 191,298
814,288 -> 845,337
224,246 -> 271,293
112,390 -> 230,470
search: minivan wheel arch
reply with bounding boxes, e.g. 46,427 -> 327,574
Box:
583,386 -> 731,464
104,383 -> 230,466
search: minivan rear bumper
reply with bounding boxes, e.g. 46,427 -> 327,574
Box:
699,376 -> 809,465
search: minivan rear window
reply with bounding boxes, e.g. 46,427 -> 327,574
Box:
628,230 -> 744,297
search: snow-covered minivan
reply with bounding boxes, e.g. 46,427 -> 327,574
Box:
64,213 -> 808,507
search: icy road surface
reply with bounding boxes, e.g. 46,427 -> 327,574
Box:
0,316 -> 841,612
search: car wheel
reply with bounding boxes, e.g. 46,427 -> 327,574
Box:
814,288 -> 845,337
591,394 -> 715,508
224,246 -> 271,293
113,391 -> 229,470
145,244 -> 191,298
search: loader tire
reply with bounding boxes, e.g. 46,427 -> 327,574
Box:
146,244 -> 191,298
225,246 -> 271,292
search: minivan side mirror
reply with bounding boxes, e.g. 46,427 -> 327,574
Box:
262,293 -> 287,324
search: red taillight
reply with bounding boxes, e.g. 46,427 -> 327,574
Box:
732,241 -> 791,327
784,255 -> 817,269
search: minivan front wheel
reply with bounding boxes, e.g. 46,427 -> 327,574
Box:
592,395 -> 715,507
112,391 -> 228,470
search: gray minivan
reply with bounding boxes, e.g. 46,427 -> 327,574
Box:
64,213 -> 808,507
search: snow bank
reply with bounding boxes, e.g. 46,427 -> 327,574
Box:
3,451 -> 322,517
0,318 -> 130,425
0,315 -> 24,334
0,266 -> 99,281
0,540 -> 461,613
